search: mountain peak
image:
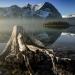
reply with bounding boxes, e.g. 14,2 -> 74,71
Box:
10,5 -> 20,8
44,2 -> 51,4
43,2 -> 52,7
0,2 -> 61,18
27,3 -> 32,8
36,2 -> 61,18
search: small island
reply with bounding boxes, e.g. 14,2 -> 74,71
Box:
43,21 -> 70,29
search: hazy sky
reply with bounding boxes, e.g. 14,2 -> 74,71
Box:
0,0 -> 75,15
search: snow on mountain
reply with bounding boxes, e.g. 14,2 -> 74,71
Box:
0,2 -> 62,18
36,10 -> 50,18
62,14 -> 75,18
33,3 -> 43,11
61,32 -> 75,36
38,2 -> 61,18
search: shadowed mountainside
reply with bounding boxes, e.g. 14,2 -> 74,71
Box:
0,2 -> 61,18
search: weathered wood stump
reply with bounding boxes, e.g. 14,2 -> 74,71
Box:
0,25 -> 75,75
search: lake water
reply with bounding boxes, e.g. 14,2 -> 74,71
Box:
0,18 -> 75,54
0,32 -> 75,54
51,32 -> 75,51
0,18 -> 46,32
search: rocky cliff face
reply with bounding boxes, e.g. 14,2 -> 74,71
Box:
36,2 -> 61,18
0,25 -> 75,75
0,2 -> 61,18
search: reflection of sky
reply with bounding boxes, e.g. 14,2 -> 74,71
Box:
0,0 -> 75,15
58,33 -> 75,42
51,32 -> 75,50
54,32 -> 75,46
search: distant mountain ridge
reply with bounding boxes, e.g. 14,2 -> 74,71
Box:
0,2 -> 61,18
63,14 -> 75,18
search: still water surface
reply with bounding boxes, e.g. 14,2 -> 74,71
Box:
0,18 -> 75,53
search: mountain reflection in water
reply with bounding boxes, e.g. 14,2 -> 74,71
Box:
0,18 -> 75,53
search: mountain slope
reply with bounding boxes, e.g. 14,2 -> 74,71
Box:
0,2 -> 62,18
35,2 -> 61,18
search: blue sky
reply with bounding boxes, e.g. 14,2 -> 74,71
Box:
0,0 -> 75,16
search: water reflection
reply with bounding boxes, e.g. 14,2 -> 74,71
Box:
32,30 -> 61,47
0,18 -> 75,51
0,18 -> 62,47
51,32 -> 75,51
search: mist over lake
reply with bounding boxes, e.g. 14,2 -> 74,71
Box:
0,18 -> 46,32
0,18 -> 65,32
0,18 -> 75,51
